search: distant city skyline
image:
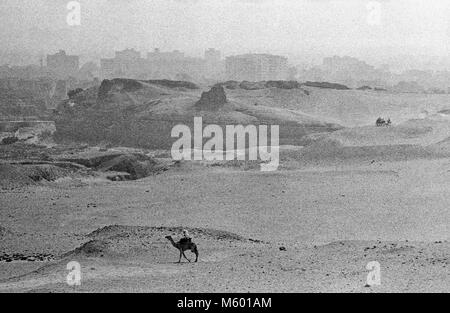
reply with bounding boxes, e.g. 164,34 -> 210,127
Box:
3,47 -> 450,75
0,0 -> 449,70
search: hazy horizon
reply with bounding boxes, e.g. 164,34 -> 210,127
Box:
1,0 -> 449,69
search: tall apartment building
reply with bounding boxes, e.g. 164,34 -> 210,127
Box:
100,48 -> 223,81
204,48 -> 224,79
46,50 -> 79,79
205,48 -> 221,64
100,48 -> 146,79
147,48 -> 185,62
225,53 -> 288,81
147,48 -> 206,80
115,48 -> 141,62
315,56 -> 386,88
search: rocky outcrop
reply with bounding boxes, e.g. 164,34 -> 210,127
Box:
98,79 -> 143,100
265,80 -> 302,89
195,85 -> 228,110
303,81 -> 350,90
219,81 -> 240,90
0,163 -> 74,189
146,80 -> 199,90
239,81 -> 266,90
217,80 -> 302,90
52,77 -> 340,149
96,154 -> 163,180
59,151 -> 167,180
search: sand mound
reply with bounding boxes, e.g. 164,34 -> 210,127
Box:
57,150 -> 166,180
97,154 -> 164,180
23,165 -> 72,182
67,240 -> 113,258
282,139 -> 434,165
0,163 -> 74,188
59,151 -> 129,168
55,78 -> 341,149
88,225 -> 248,242
239,81 -> 266,90
217,80 -> 303,91
0,164 -> 37,188
286,117 -> 450,164
63,225 -> 253,261
303,81 -> 350,90
325,124 -> 435,147
218,80 -> 239,89
265,81 -> 302,89
145,80 -> 198,90
5,239 -> 448,292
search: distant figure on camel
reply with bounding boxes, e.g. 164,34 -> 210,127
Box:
180,229 -> 192,244
376,117 -> 392,127
165,229 -> 199,263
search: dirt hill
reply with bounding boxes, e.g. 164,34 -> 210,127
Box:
53,79 -> 342,149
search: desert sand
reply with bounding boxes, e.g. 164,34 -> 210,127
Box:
0,85 -> 449,293
0,150 -> 449,292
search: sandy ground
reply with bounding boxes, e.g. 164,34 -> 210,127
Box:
0,156 -> 449,293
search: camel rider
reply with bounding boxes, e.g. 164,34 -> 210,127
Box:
181,229 -> 192,244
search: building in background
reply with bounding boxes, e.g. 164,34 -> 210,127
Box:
147,48 -> 185,62
204,48 -> 224,80
297,56 -> 390,88
147,48 -> 207,81
100,48 -> 224,81
100,58 -> 116,79
100,48 -> 147,79
226,54 -> 288,81
46,50 -> 79,79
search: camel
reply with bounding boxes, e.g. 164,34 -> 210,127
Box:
165,235 -> 199,263
376,117 -> 392,127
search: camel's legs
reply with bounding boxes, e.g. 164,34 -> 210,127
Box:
182,250 -> 191,262
178,249 -> 182,263
192,246 -> 199,262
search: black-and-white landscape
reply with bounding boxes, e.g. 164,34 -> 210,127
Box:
0,0 -> 449,293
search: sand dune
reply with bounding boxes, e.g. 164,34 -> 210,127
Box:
226,87 -> 450,127
0,226 -> 447,292
1,82 -> 450,293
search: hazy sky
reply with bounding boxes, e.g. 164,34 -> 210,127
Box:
0,0 -> 449,64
